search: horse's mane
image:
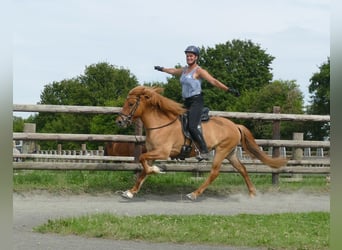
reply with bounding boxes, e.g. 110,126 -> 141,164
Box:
129,86 -> 186,117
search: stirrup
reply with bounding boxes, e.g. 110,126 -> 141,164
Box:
196,152 -> 210,161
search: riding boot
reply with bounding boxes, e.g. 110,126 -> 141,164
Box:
190,129 -> 210,161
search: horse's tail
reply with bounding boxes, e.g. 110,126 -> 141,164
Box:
237,125 -> 287,168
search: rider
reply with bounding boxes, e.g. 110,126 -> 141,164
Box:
154,45 -> 240,161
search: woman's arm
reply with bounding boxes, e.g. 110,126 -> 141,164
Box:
197,68 -> 228,91
197,68 -> 240,97
154,66 -> 183,76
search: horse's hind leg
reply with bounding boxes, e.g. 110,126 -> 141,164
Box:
228,151 -> 256,197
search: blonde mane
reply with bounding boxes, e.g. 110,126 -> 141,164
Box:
129,86 -> 186,117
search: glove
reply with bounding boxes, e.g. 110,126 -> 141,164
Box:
227,87 -> 240,97
154,66 -> 164,72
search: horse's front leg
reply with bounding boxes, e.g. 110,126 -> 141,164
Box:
121,150 -> 167,199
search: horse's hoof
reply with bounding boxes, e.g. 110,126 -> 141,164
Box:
121,190 -> 134,199
186,193 -> 197,201
249,191 -> 257,198
152,165 -> 165,174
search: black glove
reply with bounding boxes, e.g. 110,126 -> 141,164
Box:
154,66 -> 164,72
227,87 -> 240,97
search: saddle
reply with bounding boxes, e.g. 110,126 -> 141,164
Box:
175,107 -> 210,160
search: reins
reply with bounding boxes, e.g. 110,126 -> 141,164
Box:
144,116 -> 178,131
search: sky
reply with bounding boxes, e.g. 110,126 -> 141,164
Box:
13,0 -> 330,117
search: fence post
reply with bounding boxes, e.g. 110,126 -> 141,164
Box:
134,118 -> 143,163
57,144 -> 62,155
292,133 -> 304,160
291,132 -> 303,181
22,123 -> 36,153
98,146 -> 104,156
81,144 -> 87,155
272,106 -> 280,185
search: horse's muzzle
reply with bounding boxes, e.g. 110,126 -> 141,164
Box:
116,115 -> 131,128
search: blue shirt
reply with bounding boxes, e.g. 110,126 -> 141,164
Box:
180,66 -> 202,98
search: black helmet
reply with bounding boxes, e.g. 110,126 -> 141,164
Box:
184,45 -> 200,56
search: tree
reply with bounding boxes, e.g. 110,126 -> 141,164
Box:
305,58 -> 330,140
198,40 -> 275,111
13,116 -> 25,132
34,62 -> 139,150
234,80 -> 304,139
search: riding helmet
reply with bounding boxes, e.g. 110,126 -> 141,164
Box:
184,45 -> 200,56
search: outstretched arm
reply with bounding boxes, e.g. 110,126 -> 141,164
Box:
154,66 -> 183,76
197,68 -> 240,97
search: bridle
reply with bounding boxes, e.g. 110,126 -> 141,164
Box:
118,95 -> 178,130
118,96 -> 140,126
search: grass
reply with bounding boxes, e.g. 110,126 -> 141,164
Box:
13,170 -> 330,195
34,212 -> 330,250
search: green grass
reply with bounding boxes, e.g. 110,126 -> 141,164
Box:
13,170 -> 330,195
34,212 -> 330,250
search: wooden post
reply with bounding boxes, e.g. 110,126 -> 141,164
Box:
292,133 -> 304,160
134,118 -> 143,163
22,123 -> 36,153
272,106 -> 280,185
81,143 -> 87,155
291,132 -> 303,181
98,146 -> 104,156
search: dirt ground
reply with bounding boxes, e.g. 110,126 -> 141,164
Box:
13,190 -> 330,250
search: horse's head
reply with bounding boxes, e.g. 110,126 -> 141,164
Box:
116,86 -> 152,127
116,95 -> 140,127
116,86 -> 185,127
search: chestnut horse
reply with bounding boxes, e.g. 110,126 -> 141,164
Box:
104,142 -> 146,156
116,86 -> 287,200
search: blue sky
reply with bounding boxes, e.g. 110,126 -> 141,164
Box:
13,0 -> 330,116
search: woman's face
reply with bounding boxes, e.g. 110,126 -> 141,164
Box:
185,52 -> 197,65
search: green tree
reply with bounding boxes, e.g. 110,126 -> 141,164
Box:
235,80 -> 304,139
13,116 -> 25,132
34,62 -> 138,150
198,40 -> 275,111
305,58 -> 330,140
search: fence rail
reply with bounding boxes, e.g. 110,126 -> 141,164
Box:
13,104 -> 330,121
13,104 -> 330,176
13,132 -> 330,148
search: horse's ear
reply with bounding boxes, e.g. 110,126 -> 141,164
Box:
141,88 -> 150,98
153,87 -> 164,94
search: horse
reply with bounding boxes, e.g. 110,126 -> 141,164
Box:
116,86 -> 287,200
104,142 -> 146,156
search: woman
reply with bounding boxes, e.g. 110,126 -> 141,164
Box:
154,45 -> 240,161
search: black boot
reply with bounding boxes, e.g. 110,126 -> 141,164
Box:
190,129 -> 210,161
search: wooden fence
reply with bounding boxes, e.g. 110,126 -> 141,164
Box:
13,104 -> 330,176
